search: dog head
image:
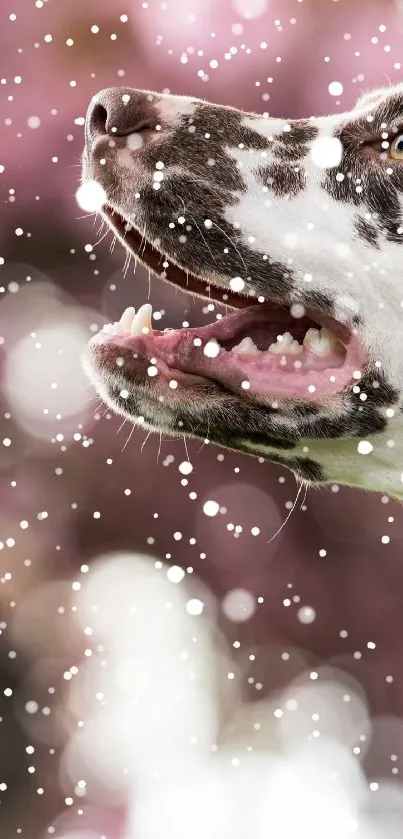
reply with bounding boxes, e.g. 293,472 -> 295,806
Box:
81,84 -> 403,493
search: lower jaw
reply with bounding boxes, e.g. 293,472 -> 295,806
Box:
92,303 -> 365,402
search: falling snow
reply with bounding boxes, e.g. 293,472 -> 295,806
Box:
0,1 -> 403,838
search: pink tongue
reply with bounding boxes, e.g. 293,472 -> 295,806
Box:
250,345 -> 346,373
107,330 -> 361,400
167,339 -> 353,398
100,303 -> 363,400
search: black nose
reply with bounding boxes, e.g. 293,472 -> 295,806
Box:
85,87 -> 158,142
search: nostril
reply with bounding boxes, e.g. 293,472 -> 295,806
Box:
89,103 -> 108,136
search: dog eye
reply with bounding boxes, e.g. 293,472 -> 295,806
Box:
390,134 -> 403,160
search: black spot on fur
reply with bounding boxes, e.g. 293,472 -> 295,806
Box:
183,397 -> 299,448
235,431 -> 296,450
299,289 -> 336,320
266,453 -> 326,483
138,173 -> 294,304
292,457 -> 326,482
292,403 -> 321,418
327,161 -> 403,243
354,215 -> 380,247
257,163 -> 306,197
271,121 -> 318,160
357,367 -> 400,407
86,95 -> 296,303
142,101 -> 270,171
300,409 -> 386,439
104,100 -> 297,302
298,367 -> 399,440
324,104 -> 403,244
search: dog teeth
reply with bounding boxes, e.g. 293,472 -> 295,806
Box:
303,327 -> 341,356
130,303 -> 153,336
231,337 -> 261,355
120,306 -> 136,331
101,303 -> 153,337
268,332 -> 303,355
102,323 -> 116,335
113,320 -> 125,336
265,327 -> 342,357
99,311 -> 343,362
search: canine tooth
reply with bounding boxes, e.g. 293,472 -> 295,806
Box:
231,337 -> 261,355
268,332 -> 303,355
120,306 -> 136,332
303,326 -> 341,356
131,302 -> 153,336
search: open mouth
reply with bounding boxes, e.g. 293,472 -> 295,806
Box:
94,205 -> 365,402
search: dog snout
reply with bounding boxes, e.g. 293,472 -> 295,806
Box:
85,87 -> 159,144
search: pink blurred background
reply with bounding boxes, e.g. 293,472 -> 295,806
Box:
2,0 -> 403,836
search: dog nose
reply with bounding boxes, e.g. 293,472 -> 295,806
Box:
85,87 -> 158,141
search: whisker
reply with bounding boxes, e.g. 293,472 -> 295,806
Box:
117,418 -> 127,434
93,226 -> 112,248
299,480 -> 309,510
75,212 -> 97,221
211,220 -> 247,272
183,436 -> 190,462
188,212 -> 215,261
123,249 -> 133,277
266,479 -> 304,544
122,424 -> 135,452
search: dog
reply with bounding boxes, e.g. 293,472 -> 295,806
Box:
81,84 -> 403,500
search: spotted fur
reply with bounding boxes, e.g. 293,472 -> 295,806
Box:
81,85 -> 403,500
